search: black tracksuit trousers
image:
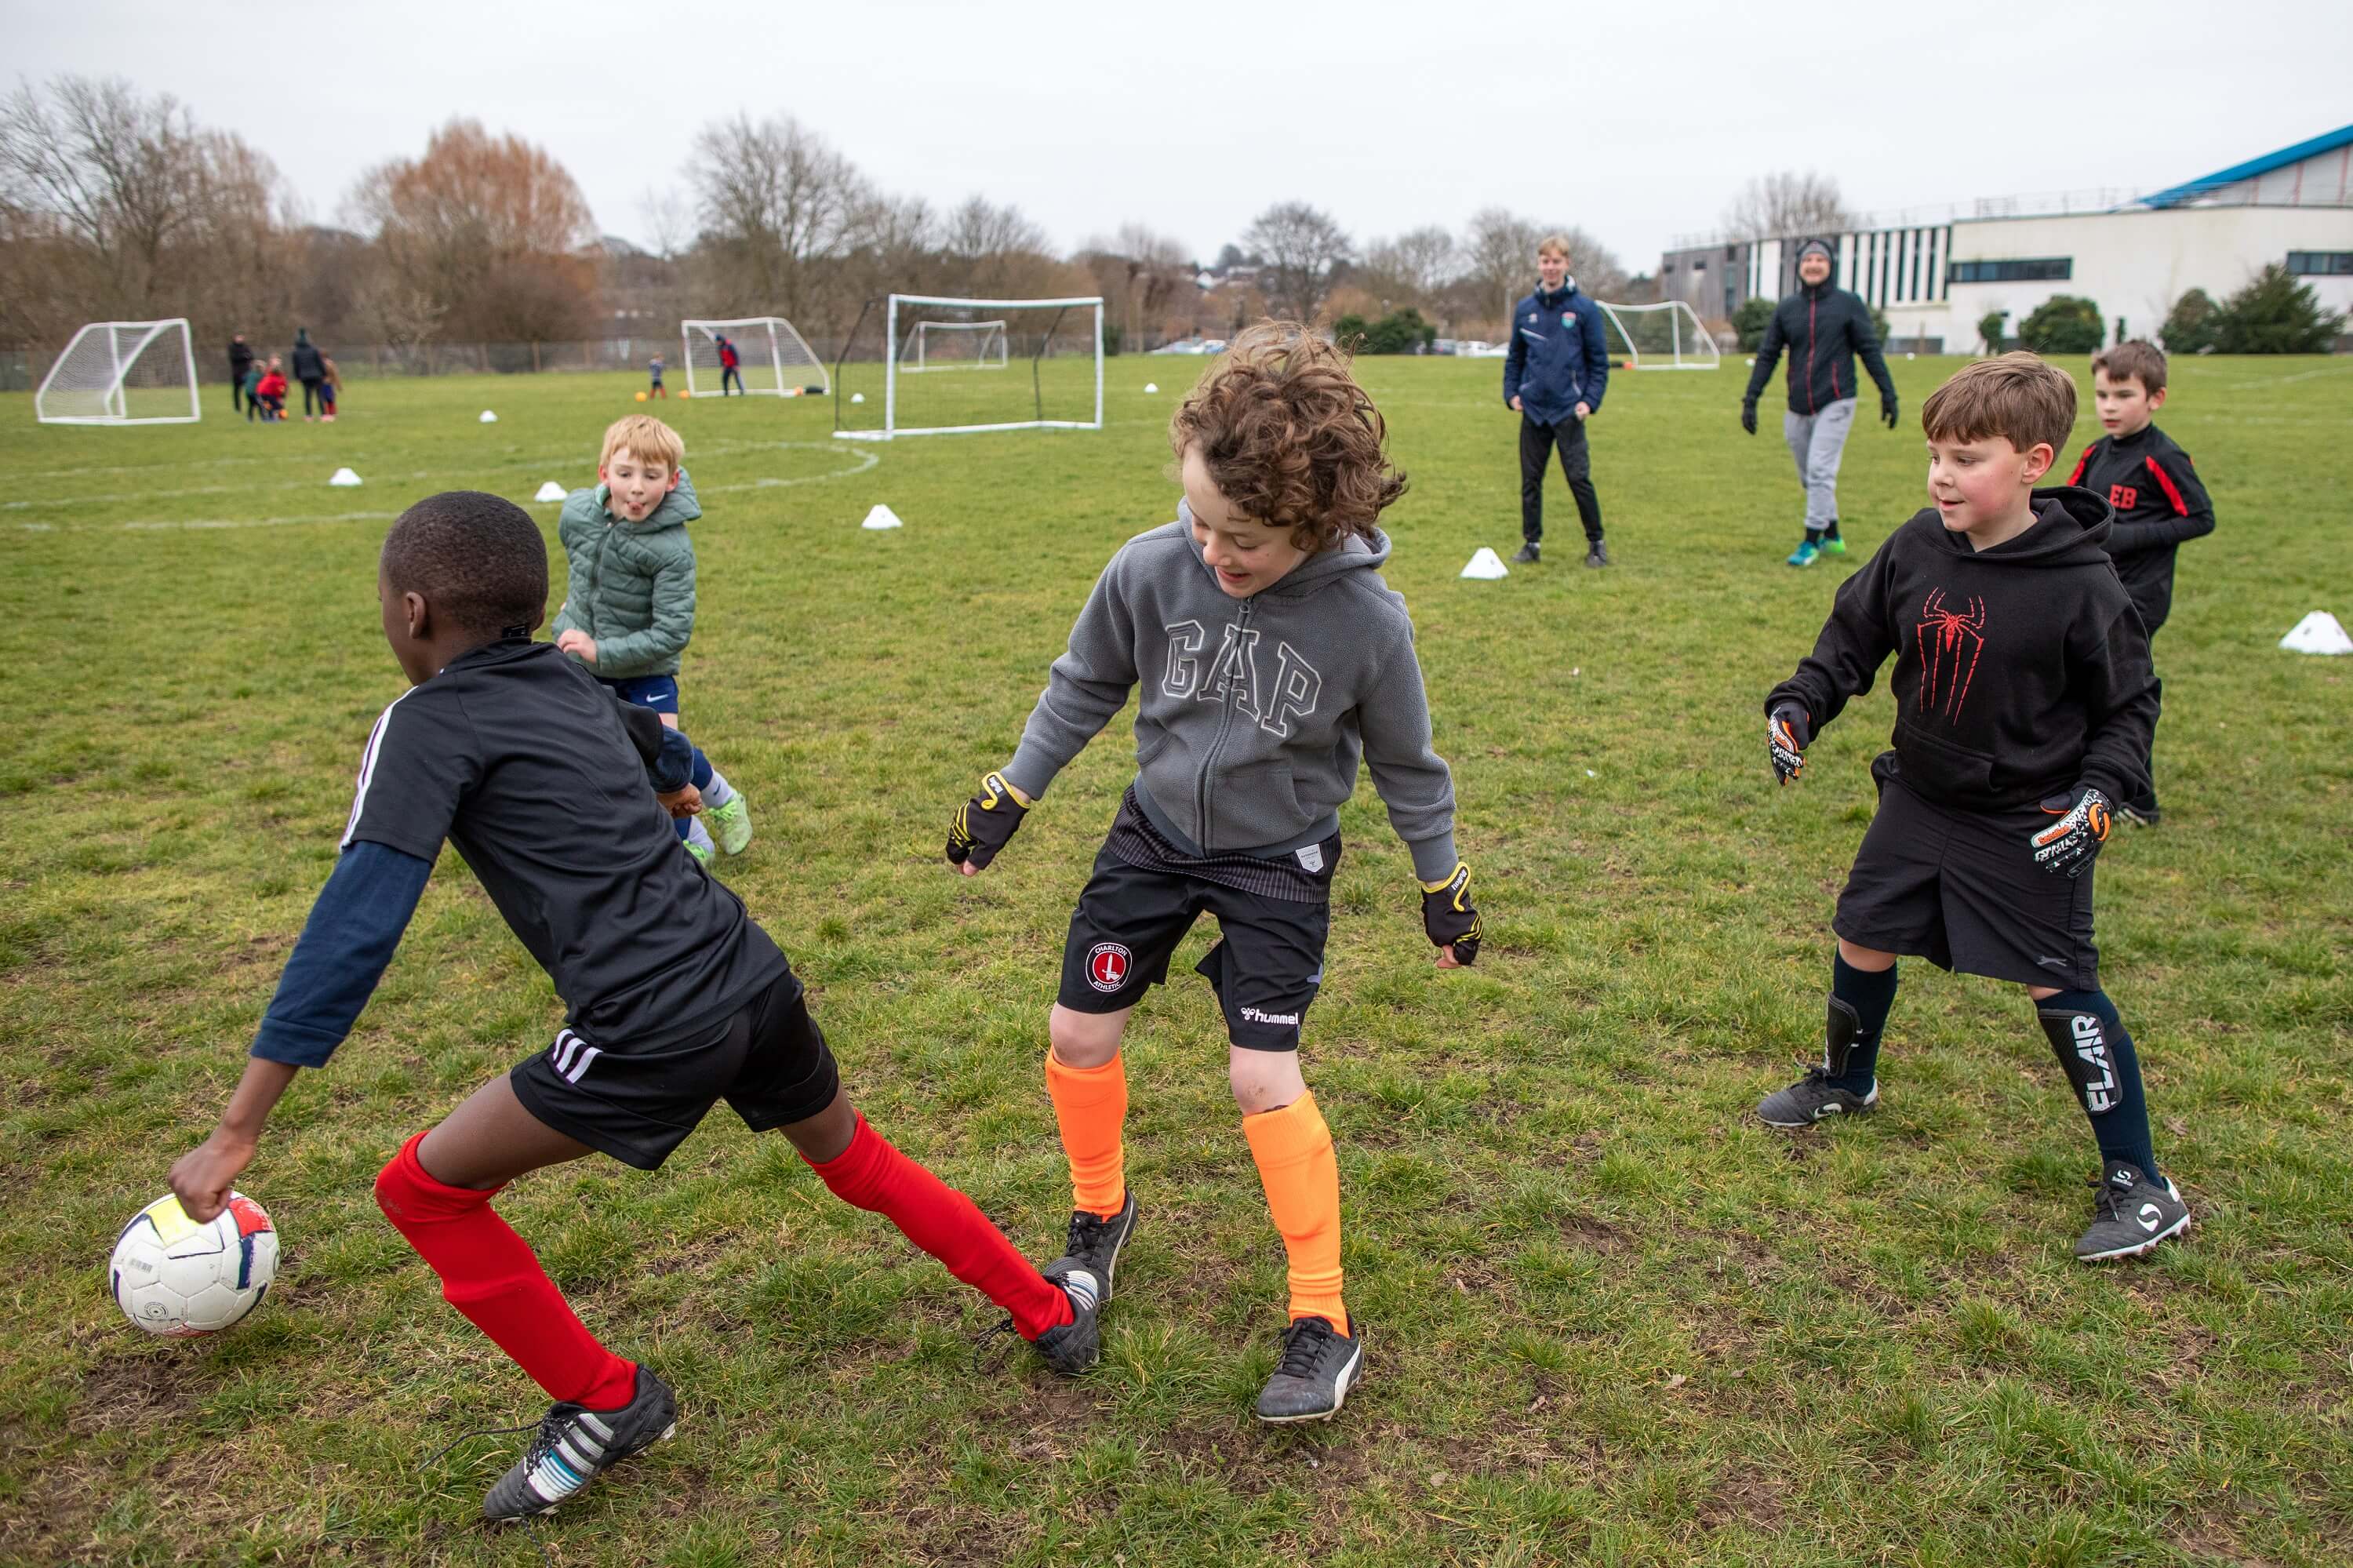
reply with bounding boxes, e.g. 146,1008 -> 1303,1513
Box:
1519,415 -> 1603,544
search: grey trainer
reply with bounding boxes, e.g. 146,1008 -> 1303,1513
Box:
482,1366 -> 677,1521
2075,1161 -> 2190,1262
1756,1065 -> 1878,1127
1254,1315 -> 1364,1424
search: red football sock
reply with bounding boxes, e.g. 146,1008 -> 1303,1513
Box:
805,1112 -> 1073,1341
373,1132 -> 638,1410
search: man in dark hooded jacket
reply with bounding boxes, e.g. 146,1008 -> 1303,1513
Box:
291,329 -> 329,422
1742,239 -> 1900,568
229,334 -> 254,416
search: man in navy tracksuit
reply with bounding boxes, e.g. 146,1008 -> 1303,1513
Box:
1504,235 -> 1612,567
1742,239 -> 1900,568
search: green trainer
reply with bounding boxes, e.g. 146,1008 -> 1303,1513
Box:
1820,534 -> 1848,555
685,836 -> 713,867
704,793 -> 754,855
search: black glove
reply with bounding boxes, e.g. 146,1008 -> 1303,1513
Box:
1768,705 -> 1811,785
2030,786 -> 2111,879
946,771 -> 1029,870
1740,398 -> 1758,436
1881,394 -> 1900,430
1420,860 -> 1482,964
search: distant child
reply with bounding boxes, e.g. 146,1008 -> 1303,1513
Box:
319,356 -> 341,422
1502,234 -> 1610,567
550,415 -> 751,865
2064,341 -> 2213,824
242,358 -> 266,423
254,358 -> 288,421
169,491 -> 1099,1523
945,322 -> 1482,1423
1759,352 -> 2186,1263
716,334 -> 742,395
648,353 -> 667,398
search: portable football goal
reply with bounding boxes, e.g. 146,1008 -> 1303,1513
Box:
900,318 -> 1009,373
35,318 -> 201,424
680,317 -> 829,397
1595,300 -> 1722,370
833,294 -> 1103,440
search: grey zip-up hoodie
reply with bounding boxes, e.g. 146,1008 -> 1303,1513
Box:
1004,505 -> 1458,881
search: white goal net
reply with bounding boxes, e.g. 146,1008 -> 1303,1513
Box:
901,319 -> 1009,373
680,317 -> 829,397
1595,300 -> 1722,370
36,319 -> 200,424
834,295 -> 1103,440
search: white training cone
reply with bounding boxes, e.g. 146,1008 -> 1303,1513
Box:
861,504 -> 903,531
1460,547 -> 1509,580
1144,382 -> 1159,393
328,467 -> 362,488
534,481 -> 567,502
479,409 -> 498,424
850,392 -> 866,404
2280,610 -> 2353,655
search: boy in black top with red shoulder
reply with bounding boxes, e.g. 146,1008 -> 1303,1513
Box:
2066,340 -> 2214,824
165,493 -> 1098,1525
1759,354 -> 2189,1264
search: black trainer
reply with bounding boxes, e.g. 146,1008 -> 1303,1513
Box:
1049,1188 -> 1138,1304
1755,1064 -> 1878,1127
1029,1263 -> 1103,1374
1512,541 -> 1540,564
1584,540 -> 1611,568
481,1366 -> 678,1521
1254,1315 -> 1365,1424
2075,1160 -> 2191,1262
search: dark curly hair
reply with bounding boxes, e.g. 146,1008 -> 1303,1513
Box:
1169,321 -> 1407,549
381,490 -> 548,638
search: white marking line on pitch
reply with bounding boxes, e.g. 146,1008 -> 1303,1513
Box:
7,439 -> 879,514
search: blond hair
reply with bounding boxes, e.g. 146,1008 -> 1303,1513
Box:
1535,234 -> 1572,260
1921,351 -> 2076,458
599,413 -> 683,471
2089,340 -> 2167,395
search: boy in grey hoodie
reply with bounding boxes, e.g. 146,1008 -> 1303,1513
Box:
944,323 -> 1482,1424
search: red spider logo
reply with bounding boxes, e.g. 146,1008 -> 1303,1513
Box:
1916,590 -> 1988,721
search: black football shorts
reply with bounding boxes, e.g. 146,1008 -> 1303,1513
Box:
1834,758 -> 2099,991
1056,790 -> 1339,1051
510,966 -> 839,1170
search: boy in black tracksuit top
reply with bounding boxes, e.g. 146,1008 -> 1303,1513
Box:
1759,353 -> 2189,1264
2066,340 -> 2215,824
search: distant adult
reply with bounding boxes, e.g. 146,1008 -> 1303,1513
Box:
290,328 -> 329,422
1740,239 -> 1900,568
1502,234 -> 1611,568
716,334 -> 743,396
229,333 -> 254,417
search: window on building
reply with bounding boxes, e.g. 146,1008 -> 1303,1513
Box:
1693,259 -> 1706,271
2286,251 -> 2353,275
1947,258 -> 2072,284
1662,261 -> 1675,274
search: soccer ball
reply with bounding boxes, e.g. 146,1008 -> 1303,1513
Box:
677,390 -> 692,399
110,1191 -> 278,1337
635,391 -> 649,402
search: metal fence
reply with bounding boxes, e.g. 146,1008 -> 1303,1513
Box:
0,336 -> 853,393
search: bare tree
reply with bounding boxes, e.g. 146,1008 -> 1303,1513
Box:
638,186 -> 693,261
1462,206 -> 1546,329
348,118 -> 598,342
684,113 -> 865,319
1358,224 -> 1458,307
1240,201 -> 1351,322
1081,222 -> 1195,349
1721,171 -> 1853,242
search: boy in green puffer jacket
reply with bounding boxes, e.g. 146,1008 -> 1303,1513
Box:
551,414 -> 754,864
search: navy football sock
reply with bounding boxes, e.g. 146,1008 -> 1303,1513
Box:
1826,954 -> 1899,1094
2036,990 -> 2161,1185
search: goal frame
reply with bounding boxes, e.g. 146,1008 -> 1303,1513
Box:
1594,300 -> 1722,371
679,316 -> 831,398
35,318 -> 201,424
834,294 -> 1104,441
902,318 -> 1010,373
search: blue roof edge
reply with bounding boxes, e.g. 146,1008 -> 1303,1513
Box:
2137,123 -> 2353,210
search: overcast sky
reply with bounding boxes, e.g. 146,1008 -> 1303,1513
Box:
13,0 -> 2350,270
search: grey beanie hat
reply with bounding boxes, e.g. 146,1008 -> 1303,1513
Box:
1797,239 -> 1833,261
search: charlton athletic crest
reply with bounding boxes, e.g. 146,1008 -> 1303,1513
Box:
1085,941 -> 1133,993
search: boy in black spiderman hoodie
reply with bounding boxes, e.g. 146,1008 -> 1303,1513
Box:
1756,352 -> 2188,1264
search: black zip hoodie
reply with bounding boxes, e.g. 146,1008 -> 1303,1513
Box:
1743,279 -> 1897,417
1766,486 -> 2156,811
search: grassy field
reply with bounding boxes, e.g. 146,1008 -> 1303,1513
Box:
2,351 -> 2349,1567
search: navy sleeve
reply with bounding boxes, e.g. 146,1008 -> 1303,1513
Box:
607,690 -> 697,793
1581,298 -> 1610,412
1502,304 -> 1526,406
249,842 -> 434,1068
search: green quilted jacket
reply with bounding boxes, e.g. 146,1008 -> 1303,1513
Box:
548,471 -> 700,678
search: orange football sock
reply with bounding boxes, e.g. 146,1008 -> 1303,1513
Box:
1045,1049 -> 1128,1219
1242,1090 -> 1347,1337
